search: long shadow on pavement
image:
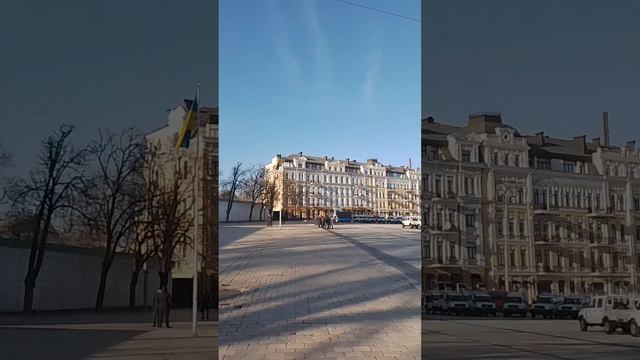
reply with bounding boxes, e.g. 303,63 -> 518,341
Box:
0,327 -> 144,360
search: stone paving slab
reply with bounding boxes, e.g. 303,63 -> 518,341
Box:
219,223 -> 420,359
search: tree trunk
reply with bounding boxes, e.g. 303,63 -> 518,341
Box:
129,267 -> 141,308
248,202 -> 255,221
95,254 -> 114,312
23,272 -> 36,313
259,204 -> 264,221
225,197 -> 234,222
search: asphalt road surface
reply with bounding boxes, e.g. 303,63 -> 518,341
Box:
423,316 -> 640,359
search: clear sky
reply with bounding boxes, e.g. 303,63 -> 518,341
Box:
423,0 -> 640,144
220,0 -> 421,178
0,0 -> 217,177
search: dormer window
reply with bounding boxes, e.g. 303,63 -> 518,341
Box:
461,149 -> 471,162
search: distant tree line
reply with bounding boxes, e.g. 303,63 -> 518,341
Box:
220,162 -> 280,222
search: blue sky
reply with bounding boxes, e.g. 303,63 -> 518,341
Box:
423,0 -> 640,143
220,0 -> 420,178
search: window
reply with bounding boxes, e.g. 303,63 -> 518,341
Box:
493,152 -> 499,165
462,149 -> 471,162
497,247 -> 504,266
465,213 -> 475,227
425,240 -> 431,258
537,158 -> 551,170
563,162 -> 576,173
504,153 -> 509,166
520,249 -> 527,267
514,154 -> 520,167
449,242 -> 456,260
467,246 -> 477,260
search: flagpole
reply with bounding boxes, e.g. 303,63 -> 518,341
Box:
192,78 -> 200,336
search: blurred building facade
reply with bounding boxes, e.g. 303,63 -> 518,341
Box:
423,113 -> 640,299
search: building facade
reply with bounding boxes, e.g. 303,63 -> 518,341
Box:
423,113 -> 640,299
267,153 -> 421,220
146,102 -> 218,305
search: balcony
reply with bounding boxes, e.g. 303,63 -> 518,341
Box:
587,207 -> 616,220
533,203 -> 560,216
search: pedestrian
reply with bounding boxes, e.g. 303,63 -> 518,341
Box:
267,212 -> 272,227
163,287 -> 173,328
200,290 -> 210,320
328,216 -> 334,229
320,216 -> 325,229
152,287 -> 163,327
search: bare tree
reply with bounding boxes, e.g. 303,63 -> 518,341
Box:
262,171 -> 281,221
125,142 -> 162,308
154,155 -> 194,289
222,162 -> 247,222
74,129 -> 145,311
242,165 -> 265,221
6,125 -> 85,313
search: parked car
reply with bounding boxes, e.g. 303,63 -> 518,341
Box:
401,216 -> 421,229
578,294 -> 632,334
423,291 -> 435,314
531,294 -> 564,319
444,292 -> 472,316
433,292 -> 448,314
488,290 -> 507,311
626,298 -> 640,337
470,292 -> 497,316
502,292 -> 528,317
558,295 -> 590,319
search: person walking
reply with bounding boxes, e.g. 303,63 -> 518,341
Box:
163,287 -> 173,328
200,290 -> 210,320
328,216 -> 334,229
152,287 -> 163,327
267,212 -> 272,227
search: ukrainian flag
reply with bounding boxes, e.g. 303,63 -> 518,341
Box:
175,95 -> 199,150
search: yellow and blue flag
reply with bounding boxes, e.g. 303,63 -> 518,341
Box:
175,95 -> 199,150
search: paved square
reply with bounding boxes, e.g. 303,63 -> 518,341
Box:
219,223 -> 420,359
423,316 -> 640,359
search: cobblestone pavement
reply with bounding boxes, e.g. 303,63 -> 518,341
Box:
423,317 -> 640,359
220,223 -> 420,359
0,309 -> 217,360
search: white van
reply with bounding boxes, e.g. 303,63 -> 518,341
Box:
578,295 -> 632,334
402,216 -> 421,229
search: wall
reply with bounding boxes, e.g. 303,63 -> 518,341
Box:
219,199 -> 266,222
0,240 -> 161,312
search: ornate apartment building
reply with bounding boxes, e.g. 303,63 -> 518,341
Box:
267,153 -> 421,220
423,112 -> 640,299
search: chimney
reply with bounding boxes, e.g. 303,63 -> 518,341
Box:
532,131 -> 545,145
409,158 -> 412,169
627,140 -> 636,151
573,135 -> 586,154
592,137 -> 600,147
603,111 -> 610,147
426,116 -> 435,123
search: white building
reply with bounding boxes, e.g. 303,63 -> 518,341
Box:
145,102 -> 218,306
267,153 -> 420,220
